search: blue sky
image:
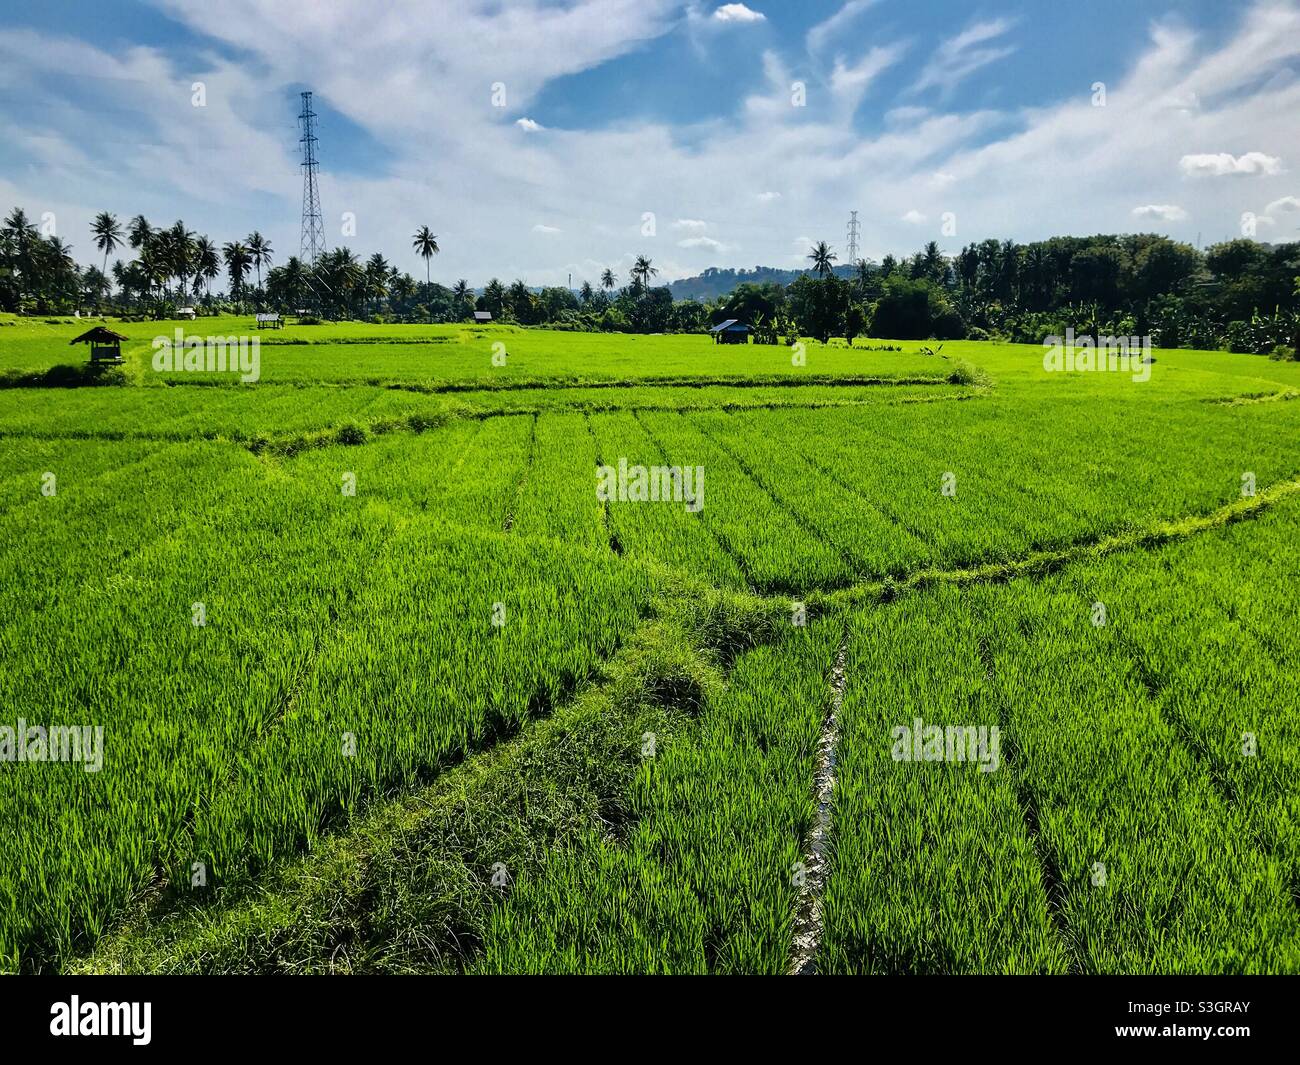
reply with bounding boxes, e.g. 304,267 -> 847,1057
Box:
1,0 -> 1297,287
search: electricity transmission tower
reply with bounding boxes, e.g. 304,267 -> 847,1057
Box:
846,210 -> 860,264
298,91 -> 325,266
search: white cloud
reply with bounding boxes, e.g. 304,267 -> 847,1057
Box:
1131,204 -> 1189,222
885,105 -> 929,125
713,4 -> 764,23
678,236 -> 726,250
807,1 -> 878,57
830,44 -> 907,113
1265,194 -> 1300,213
1160,91 -> 1201,113
673,218 -> 708,231
742,48 -> 797,120
4,0 -> 1300,289
929,171 -> 956,188
516,118 -> 544,132
911,18 -> 1016,97
1179,151 -> 1283,176
532,223 -> 561,234
900,209 -> 927,224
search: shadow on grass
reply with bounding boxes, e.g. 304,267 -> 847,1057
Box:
0,362 -> 131,389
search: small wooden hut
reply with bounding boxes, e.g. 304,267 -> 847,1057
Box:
708,319 -> 750,345
69,326 -> 129,363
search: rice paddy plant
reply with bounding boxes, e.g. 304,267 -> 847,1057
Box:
818,586 -> 1069,974
0,436 -> 655,971
5,317 -> 1300,976
634,409 -> 851,592
963,545 -> 1300,972
477,621 -> 840,973
587,411 -> 746,588
508,412 -> 608,551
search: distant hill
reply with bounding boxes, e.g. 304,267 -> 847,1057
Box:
669,264 -> 857,301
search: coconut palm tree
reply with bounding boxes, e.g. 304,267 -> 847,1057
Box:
91,212 -> 122,275
390,272 -> 417,314
483,278 -> 506,317
246,231 -> 272,295
956,244 -> 980,295
364,253 -> 390,314
127,215 -> 153,250
808,241 -> 837,278
222,240 -> 251,302
997,239 -> 1020,303
111,259 -> 126,298
1023,244 -> 1050,309
853,258 -> 872,298
316,247 -> 363,318
976,238 -> 1001,298
3,208 -> 38,296
82,265 -> 109,306
3,207 -> 36,243
600,267 -> 617,291
412,225 -> 439,290
32,235 -> 79,310
267,255 -> 308,311
632,255 -> 658,294
508,279 -> 533,321
166,222 -> 196,302
194,236 -> 219,300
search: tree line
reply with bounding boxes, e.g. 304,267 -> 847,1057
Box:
725,235 -> 1299,356
1,206 -> 1296,355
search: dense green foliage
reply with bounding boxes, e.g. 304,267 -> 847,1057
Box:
5,206 -> 1297,354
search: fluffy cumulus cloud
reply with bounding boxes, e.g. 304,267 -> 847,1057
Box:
678,235 -> 726,250
0,0 -> 1297,287
1132,204 -> 1189,222
1179,152 -> 1284,177
713,4 -> 764,24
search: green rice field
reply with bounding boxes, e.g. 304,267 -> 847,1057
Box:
2,314 -> 1298,973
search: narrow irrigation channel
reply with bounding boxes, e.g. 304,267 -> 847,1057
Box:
789,634 -> 848,975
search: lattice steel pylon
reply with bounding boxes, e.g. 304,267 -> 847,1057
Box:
298,91 -> 326,266
846,209 -> 860,264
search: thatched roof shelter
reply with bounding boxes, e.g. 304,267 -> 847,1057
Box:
69,326 -> 129,345
69,325 -> 129,363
